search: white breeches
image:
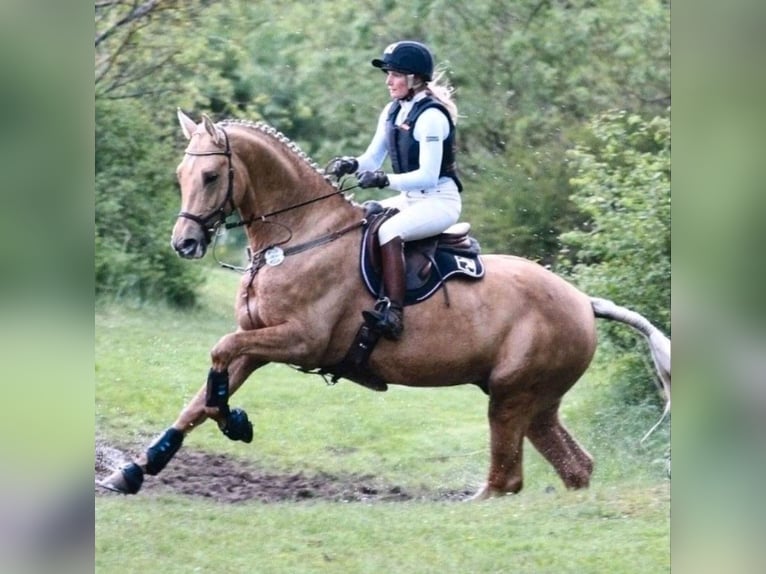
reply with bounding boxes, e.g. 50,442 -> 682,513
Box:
378,180 -> 462,245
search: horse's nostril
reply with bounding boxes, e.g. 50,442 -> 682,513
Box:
175,238 -> 198,256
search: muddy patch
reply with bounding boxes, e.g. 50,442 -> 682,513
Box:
95,442 -> 473,503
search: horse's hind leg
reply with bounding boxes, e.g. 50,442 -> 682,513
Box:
98,356 -> 261,494
526,402 -> 593,489
471,392 -> 534,501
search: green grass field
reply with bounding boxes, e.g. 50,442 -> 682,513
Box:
96,267 -> 669,573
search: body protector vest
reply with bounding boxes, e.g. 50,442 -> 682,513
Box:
386,96 -> 464,192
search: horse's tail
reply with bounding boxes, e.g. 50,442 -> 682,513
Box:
590,297 -> 671,442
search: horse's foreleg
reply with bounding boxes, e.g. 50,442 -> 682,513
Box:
526,403 -> 594,489
208,323 -> 315,370
205,324 -> 314,439
194,356 -> 263,443
171,355 -> 263,437
471,393 -> 533,501
98,356 -> 262,495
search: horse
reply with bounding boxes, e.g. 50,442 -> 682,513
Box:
99,110 -> 671,499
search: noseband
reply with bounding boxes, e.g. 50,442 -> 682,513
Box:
177,128 -> 236,244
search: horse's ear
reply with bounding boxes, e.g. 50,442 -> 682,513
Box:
201,114 -> 224,147
177,108 -> 197,140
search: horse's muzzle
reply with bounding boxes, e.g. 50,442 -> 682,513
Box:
172,236 -> 207,259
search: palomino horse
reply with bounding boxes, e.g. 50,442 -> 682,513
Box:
99,111 -> 671,499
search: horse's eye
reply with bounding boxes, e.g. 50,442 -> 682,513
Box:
202,171 -> 219,185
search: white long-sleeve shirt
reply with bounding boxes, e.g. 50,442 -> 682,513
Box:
356,91 -> 453,192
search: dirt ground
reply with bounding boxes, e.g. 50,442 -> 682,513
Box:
95,441 -> 473,503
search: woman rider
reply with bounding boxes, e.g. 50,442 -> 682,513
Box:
328,40 -> 463,340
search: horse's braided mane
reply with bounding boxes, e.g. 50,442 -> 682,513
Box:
218,118 -> 339,190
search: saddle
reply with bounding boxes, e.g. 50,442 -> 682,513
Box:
360,203 -> 485,305
304,202 -> 485,392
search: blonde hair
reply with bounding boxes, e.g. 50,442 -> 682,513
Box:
426,67 -> 458,124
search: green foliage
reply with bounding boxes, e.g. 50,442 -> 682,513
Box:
94,6 -> 671,564
94,0 -> 670,308
95,98 -> 203,306
561,110 -> 670,404
435,0 -> 670,260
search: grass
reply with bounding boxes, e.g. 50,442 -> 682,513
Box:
96,267 -> 670,573
97,487 -> 668,573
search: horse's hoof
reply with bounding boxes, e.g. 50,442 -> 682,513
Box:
220,407 -> 253,443
97,462 -> 144,494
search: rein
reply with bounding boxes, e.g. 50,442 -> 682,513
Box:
224,188 -> 348,231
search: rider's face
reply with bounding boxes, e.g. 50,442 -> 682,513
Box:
386,71 -> 410,99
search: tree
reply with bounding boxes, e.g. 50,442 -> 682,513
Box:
435,0 -> 670,262
95,1 -> 199,100
95,97 -> 203,305
95,1 -> 212,305
94,0 -> 670,307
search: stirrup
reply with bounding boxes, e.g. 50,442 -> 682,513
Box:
362,297 -> 403,340
362,297 -> 392,324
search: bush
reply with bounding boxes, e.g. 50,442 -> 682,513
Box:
95,98 -> 203,306
561,110 -> 670,404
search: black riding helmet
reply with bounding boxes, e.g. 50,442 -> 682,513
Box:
371,41 -> 434,81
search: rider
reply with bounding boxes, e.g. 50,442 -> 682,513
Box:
328,40 -> 463,340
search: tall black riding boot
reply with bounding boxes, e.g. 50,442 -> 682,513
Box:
363,236 -> 405,340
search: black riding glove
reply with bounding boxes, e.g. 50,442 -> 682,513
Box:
327,156 -> 358,177
357,170 -> 390,189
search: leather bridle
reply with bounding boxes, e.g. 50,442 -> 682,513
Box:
177,128 -> 237,244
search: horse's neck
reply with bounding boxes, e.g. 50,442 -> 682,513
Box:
232,129 -> 359,251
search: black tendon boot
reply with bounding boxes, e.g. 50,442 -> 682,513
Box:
363,237 -> 405,340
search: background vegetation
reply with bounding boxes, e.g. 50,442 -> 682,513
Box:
95,3 -> 670,568
95,0 -> 669,405
95,0 -> 670,403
